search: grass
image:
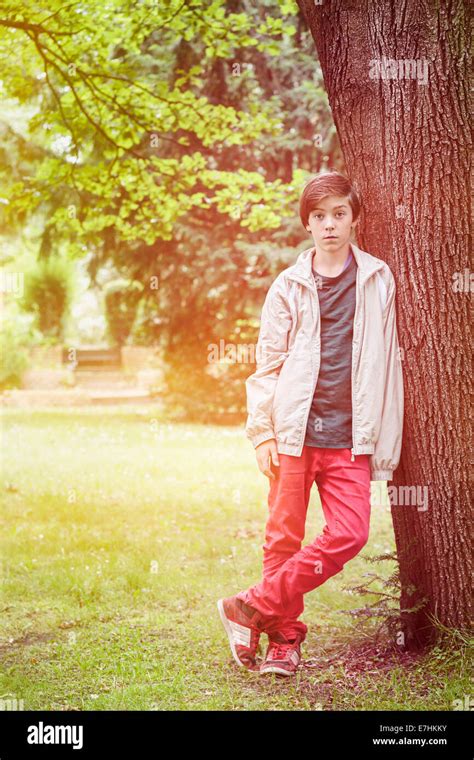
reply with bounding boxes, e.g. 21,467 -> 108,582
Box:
0,406 -> 470,710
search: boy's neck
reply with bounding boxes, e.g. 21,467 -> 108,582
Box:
312,241 -> 352,276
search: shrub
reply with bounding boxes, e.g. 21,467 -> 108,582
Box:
103,279 -> 143,346
0,312 -> 36,389
22,256 -> 74,341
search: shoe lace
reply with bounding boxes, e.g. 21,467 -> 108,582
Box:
268,642 -> 294,660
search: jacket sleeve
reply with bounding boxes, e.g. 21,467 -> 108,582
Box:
245,276 -> 293,449
370,271 -> 404,481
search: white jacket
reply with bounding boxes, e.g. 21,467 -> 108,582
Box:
245,243 -> 404,481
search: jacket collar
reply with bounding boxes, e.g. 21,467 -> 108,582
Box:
286,242 -> 385,289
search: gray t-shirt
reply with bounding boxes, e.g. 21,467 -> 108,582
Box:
304,249 -> 356,448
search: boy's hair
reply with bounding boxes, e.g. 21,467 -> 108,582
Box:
299,170 -> 361,228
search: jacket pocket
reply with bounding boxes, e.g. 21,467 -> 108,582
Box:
272,349 -> 313,443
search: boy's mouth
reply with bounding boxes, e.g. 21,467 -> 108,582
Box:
323,235 -> 338,240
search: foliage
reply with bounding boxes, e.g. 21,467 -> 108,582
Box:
0,0 -> 307,246
0,310 -> 35,389
0,0 -> 337,250
103,278 -> 144,346
0,0 -> 343,411
162,357 -> 249,423
21,255 -> 74,340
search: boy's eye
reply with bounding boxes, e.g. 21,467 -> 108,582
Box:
311,211 -> 345,220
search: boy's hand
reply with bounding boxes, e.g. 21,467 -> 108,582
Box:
255,439 -> 280,480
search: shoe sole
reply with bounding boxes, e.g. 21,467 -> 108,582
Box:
260,665 -> 297,676
217,598 -> 260,672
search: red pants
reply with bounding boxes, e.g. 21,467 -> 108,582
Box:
236,446 -> 371,641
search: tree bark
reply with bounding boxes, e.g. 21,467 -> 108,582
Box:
297,0 -> 472,650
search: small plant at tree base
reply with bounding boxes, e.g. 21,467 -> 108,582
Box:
340,547 -> 428,647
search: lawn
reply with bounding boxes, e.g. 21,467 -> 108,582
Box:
0,407 -> 469,710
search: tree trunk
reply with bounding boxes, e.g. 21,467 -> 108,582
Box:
297,0 -> 471,650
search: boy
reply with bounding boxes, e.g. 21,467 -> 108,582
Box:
217,171 -> 404,676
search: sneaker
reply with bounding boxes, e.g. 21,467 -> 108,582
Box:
217,596 -> 266,671
259,631 -> 303,676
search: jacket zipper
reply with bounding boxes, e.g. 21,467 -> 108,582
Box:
298,275 -> 321,456
351,264 -> 361,462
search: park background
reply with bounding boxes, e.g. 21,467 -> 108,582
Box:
0,0 -> 471,711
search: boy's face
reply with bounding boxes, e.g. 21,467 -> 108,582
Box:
305,194 -> 358,254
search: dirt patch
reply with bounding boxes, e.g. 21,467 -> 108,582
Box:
302,639 -> 423,676
0,631 -> 56,651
